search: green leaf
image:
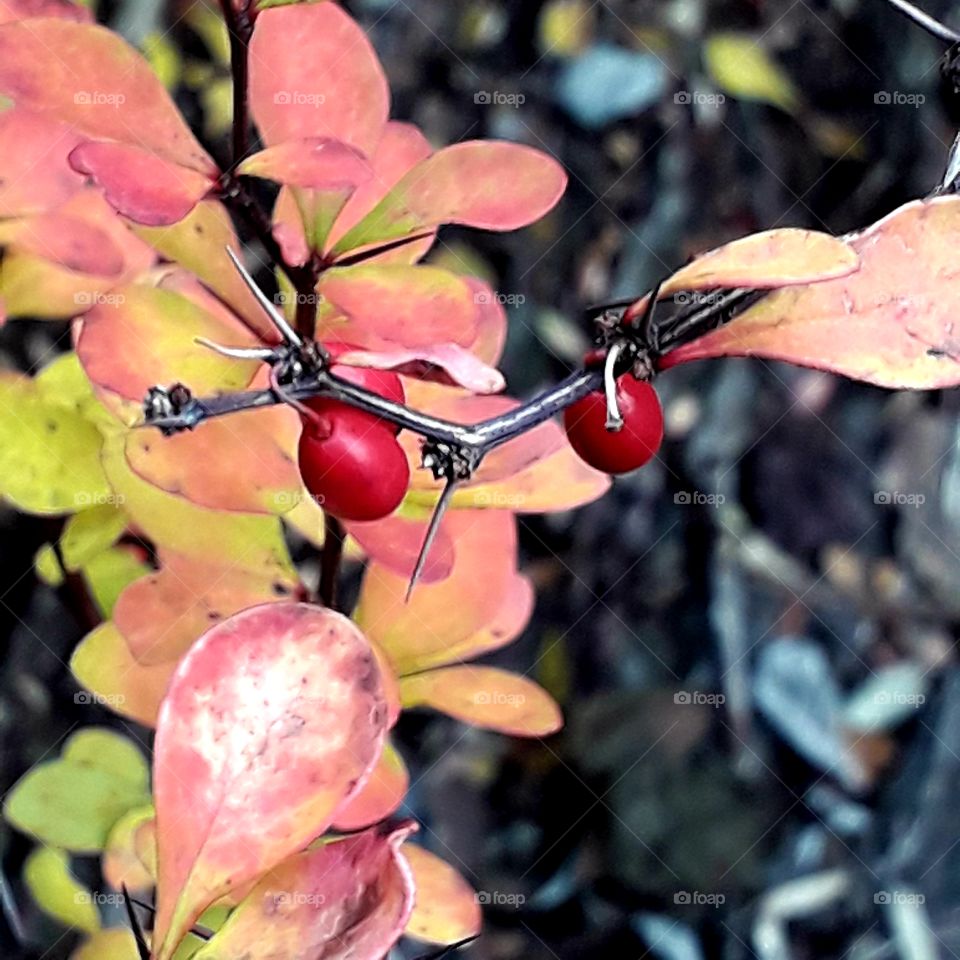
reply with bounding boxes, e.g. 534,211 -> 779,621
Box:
4,728 -> 151,852
61,504 -> 127,571
704,33 -> 800,113
81,545 -> 151,618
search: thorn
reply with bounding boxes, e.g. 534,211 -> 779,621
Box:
225,245 -> 304,346
883,0 -> 960,43
332,231 -> 435,267
414,935 -> 480,959
194,336 -> 277,360
122,885 -> 151,960
125,894 -> 213,942
407,478 -> 458,600
603,340 -> 626,431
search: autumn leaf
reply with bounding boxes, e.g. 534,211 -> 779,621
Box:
151,603 -> 389,960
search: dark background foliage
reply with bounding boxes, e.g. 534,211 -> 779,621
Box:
3,0 -> 960,958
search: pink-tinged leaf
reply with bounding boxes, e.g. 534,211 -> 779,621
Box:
152,603 -> 389,960
248,3 -> 388,157
334,141 -> 568,254
115,550 -> 301,666
124,404 -> 301,515
0,20 -> 214,171
131,201 -> 280,341
192,824 -> 416,960
0,191 -> 155,320
337,344 -> 504,393
0,212 -> 125,276
663,196 -> 960,389
69,141 -> 215,226
658,228 -> 860,296
332,741 -> 408,831
355,511 -> 525,675
103,804 -> 156,894
0,0 -> 91,22
76,285 -> 261,402
317,264 -> 479,349
238,137 -> 371,190
70,622 -> 177,727
401,666 -> 562,737
402,845 -> 481,945
0,110 -> 85,216
346,512 -> 455,584
465,278 -> 508,366
327,121 -> 434,249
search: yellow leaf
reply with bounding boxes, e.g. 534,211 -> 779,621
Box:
34,544 -> 65,587
704,33 -> 800,113
61,504 -> 127,571
538,0 -> 594,58
24,847 -> 101,934
82,545 -> 152,618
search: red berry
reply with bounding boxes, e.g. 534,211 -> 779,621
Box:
315,343 -> 405,434
563,375 -> 663,474
299,408 -> 410,521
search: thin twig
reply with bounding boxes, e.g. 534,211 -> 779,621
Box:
318,514 -> 345,609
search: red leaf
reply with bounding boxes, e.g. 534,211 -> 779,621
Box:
664,197 -> 960,388
191,824 -> 416,960
152,603 -> 390,960
336,344 -> 504,393
249,3 -> 388,157
0,19 -> 214,172
334,141 -> 567,253
0,212 -> 125,276
0,110 -> 85,216
69,141 -> 215,225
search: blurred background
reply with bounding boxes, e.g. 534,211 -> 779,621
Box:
4,0 -> 960,957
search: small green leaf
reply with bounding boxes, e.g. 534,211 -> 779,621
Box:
61,504 -> 127,572
24,847 -> 100,934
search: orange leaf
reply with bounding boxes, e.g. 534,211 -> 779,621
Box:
192,824 -> 416,960
355,510 -> 521,675
346,512 -> 455,584
332,741 -> 409,831
664,197 -> 960,388
658,228 -> 859,296
70,622 -> 176,727
401,666 -> 562,737
152,603 -> 389,960
114,550 -> 301,666
0,0 -> 91,23
402,844 -> 481,945
124,405 -> 301,515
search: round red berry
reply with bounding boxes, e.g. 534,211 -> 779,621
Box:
563,375 -> 663,474
298,408 -> 410,521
